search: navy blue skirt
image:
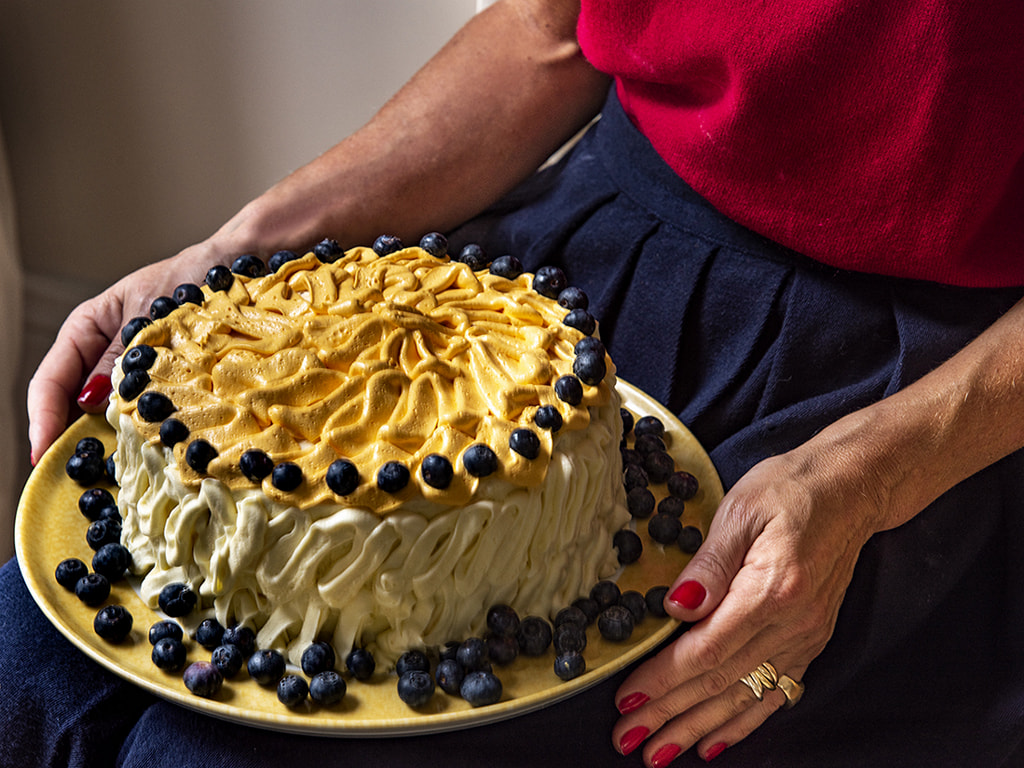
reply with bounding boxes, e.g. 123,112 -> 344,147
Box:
4,88 -> 1024,767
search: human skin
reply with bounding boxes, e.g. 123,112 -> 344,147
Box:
25,0 -> 1024,765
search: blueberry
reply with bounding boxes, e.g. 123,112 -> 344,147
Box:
344,647 -> 376,680
420,453 -> 453,489
158,582 -> 197,617
78,488 -> 115,521
326,458 -> 360,495
439,641 -> 461,663
456,243 -> 488,271
645,586 -> 670,619
231,254 -> 267,278
488,254 -> 523,280
121,316 -> 152,347
268,249 -> 300,271
462,444 -> 498,478
515,616 -> 552,656
152,637 -> 187,671
553,622 -> 587,655
456,637 -> 490,672
205,265 -> 234,292
271,462 -> 303,491
313,238 -> 343,263
92,543 -> 130,581
372,234 -> 403,257
122,344 -> 158,373
55,558 -> 89,590
211,643 -> 245,678
668,471 -> 700,501
185,439 -> 217,474
277,674 -> 309,707
508,428 -> 540,459
117,369 -> 150,401
623,463 -> 649,491
97,504 -> 122,524
104,455 -> 117,483
149,620 -> 184,645
648,513 -> 683,545
678,525 -> 705,554
221,625 -> 256,657
613,529 -> 643,565
658,496 -> 686,518
590,580 -> 621,611
75,572 -> 111,606
532,265 -> 568,299
301,641 -> 336,677
65,452 -> 105,487
149,296 -> 178,320
486,634 -> 519,666
309,670 -> 347,706
247,649 -> 286,686
395,649 -> 431,677
486,604 -> 520,638
557,286 -> 589,311
376,461 -> 410,493
554,375 -> 583,406
598,605 -> 635,643
564,308 -> 597,336
159,418 -> 189,447
533,404 -> 562,431
136,391 -> 176,422
172,283 -> 204,306
94,604 -> 133,642
86,518 -> 122,551
554,605 -> 589,628
237,450 -> 274,483
460,670 -> 502,707
634,434 -> 666,456
183,660 -> 223,698
571,596 -> 600,624
554,651 -> 586,681
620,408 -> 635,436
195,618 -> 225,650
643,451 -> 675,484
626,487 -> 656,519
574,336 -> 605,357
418,232 -> 448,258
572,349 -> 606,386
620,590 -> 648,624
397,670 -> 435,708
434,658 -> 464,696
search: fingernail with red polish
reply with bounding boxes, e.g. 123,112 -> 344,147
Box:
617,691 -> 649,714
704,742 -> 728,762
668,579 -> 706,610
619,726 -> 649,756
77,375 -> 112,409
651,744 -> 682,768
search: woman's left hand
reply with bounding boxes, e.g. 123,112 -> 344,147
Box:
611,437 -> 891,765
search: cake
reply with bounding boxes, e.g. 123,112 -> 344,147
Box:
107,238 -> 629,667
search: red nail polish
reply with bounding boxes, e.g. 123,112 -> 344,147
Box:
619,725 -> 649,756
617,691 -> 649,714
704,742 -> 727,762
77,375 -> 112,409
668,579 -> 706,610
651,744 -> 682,768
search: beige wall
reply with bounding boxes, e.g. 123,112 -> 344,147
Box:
0,0 -> 478,559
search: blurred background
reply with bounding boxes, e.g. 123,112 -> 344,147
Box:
0,0 -> 490,560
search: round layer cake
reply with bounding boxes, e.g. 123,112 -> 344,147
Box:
107,240 -> 629,666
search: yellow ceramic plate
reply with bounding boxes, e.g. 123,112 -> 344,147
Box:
16,380 -> 721,736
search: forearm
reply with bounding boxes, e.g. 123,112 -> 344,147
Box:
213,0 -> 610,256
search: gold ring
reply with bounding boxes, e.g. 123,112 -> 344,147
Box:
738,661 -> 778,702
777,674 -> 805,709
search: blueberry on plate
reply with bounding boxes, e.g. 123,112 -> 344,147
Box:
230,254 -> 267,278
626,486 -> 656,519
79,488 -> 115,521
657,496 -> 686,519
553,622 -> 587,655
86,518 -> 122,551
326,458 -> 360,496
590,580 -> 621,611
94,604 -> 133,643
571,596 -> 600,624
136,391 -> 176,423
645,586 -> 670,619
634,415 -> 665,439
397,670 -> 435,708
75,572 -> 110,606
395,649 -> 431,677
65,452 -> 105,487
678,525 -> 705,554
554,651 -> 586,681
622,463 -> 649,491
598,605 -> 635,643
55,558 -> 89,590
220,625 -> 256,657
613,529 -> 643,565
456,637 -> 489,672
619,590 -> 648,624
277,674 -> 309,708
460,670 -> 502,707
643,450 -> 676,484
205,265 -> 234,292
183,660 -> 223,698
247,649 -> 286,686
152,637 -> 187,671
120,316 -> 152,347
620,407 -> 635,436
172,283 -> 204,306
486,634 -> 518,666
210,643 -> 245,678
158,582 -> 197,618
488,254 -> 523,280
418,232 -> 448,258
486,604 -> 520,638
515,616 -> 552,656
668,471 -> 700,501
376,461 -> 410,493
434,658 -> 464,696
76,436 -> 105,455
344,647 -> 376,680
462,444 -> 498,478
92,543 -> 130,581
532,265 -> 567,299
148,620 -> 184,646
309,670 -> 347,706
420,453 -> 454,490
301,641 -> 336,677
195,618 -> 225,650
648,512 -> 683,545
554,605 -> 589,629
372,234 -> 403,257
271,462 -> 303,491
313,238 -> 343,263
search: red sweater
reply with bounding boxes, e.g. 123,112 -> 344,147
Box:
577,1 -> 1024,287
